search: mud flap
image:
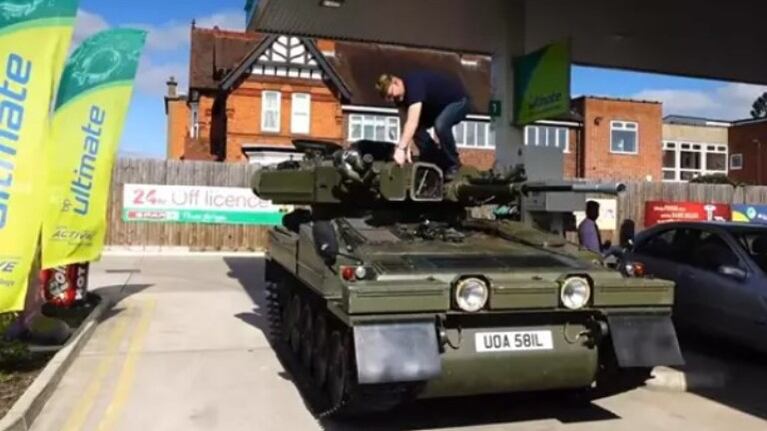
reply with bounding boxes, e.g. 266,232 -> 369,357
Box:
353,322 -> 442,384
607,314 -> 685,368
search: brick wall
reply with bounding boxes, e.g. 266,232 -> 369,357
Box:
166,98 -> 189,159
579,98 -> 662,182
459,148 -> 495,170
729,120 -> 767,185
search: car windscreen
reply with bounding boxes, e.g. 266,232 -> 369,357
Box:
731,231 -> 767,273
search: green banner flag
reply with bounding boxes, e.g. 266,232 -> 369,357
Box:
513,41 -> 571,126
42,28 -> 147,269
0,0 -> 78,312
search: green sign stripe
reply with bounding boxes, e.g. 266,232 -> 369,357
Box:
0,16 -> 74,37
122,209 -> 284,226
54,80 -> 134,113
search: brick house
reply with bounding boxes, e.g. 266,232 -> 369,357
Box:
165,27 -> 667,182
728,117 -> 767,185
165,26 -> 496,168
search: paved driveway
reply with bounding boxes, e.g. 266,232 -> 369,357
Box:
30,255 -> 767,431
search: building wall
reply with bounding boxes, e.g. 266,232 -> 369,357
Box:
179,77 -> 345,162
459,148 -> 494,169
579,98 -> 663,182
663,124 -> 728,144
166,98 -> 189,159
729,121 -> 767,185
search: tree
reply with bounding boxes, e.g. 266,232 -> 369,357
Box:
751,92 -> 767,119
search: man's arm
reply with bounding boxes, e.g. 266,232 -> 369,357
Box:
397,102 -> 422,149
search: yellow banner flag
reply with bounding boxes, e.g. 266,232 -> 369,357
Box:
42,29 -> 147,269
0,0 -> 78,312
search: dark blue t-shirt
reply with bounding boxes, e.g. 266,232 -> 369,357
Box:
399,71 -> 467,127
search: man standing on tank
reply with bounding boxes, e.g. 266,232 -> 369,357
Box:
376,72 -> 470,178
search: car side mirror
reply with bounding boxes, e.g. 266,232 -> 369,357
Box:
718,265 -> 747,281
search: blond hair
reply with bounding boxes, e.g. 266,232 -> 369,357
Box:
376,74 -> 394,97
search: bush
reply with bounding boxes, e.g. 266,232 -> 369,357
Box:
0,313 -> 30,368
689,174 -> 740,186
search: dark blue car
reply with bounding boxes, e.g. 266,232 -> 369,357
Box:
624,222 -> 767,349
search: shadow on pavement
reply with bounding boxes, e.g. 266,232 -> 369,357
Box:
672,328 -> 767,421
223,256 -> 270,336
324,392 -> 619,431
91,284 -> 154,324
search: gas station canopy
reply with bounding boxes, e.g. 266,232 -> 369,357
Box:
249,0 -> 767,86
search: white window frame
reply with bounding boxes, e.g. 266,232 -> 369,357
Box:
189,102 -> 200,139
662,140 -> 728,182
455,121 -> 491,149
730,153 -> 743,170
261,90 -> 281,133
291,93 -> 311,134
523,125 -> 570,153
347,114 -> 400,143
610,121 -> 639,155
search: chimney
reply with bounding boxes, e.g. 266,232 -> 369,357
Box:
166,76 -> 178,98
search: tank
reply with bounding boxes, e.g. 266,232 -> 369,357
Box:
254,139 -> 684,416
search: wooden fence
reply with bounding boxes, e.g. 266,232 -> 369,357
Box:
107,158 -> 268,250
107,158 -> 767,249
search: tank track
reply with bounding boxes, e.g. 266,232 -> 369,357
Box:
265,268 -> 422,418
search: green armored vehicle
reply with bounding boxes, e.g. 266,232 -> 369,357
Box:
254,139 -> 683,416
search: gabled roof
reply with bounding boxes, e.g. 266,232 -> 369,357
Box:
188,27 -> 492,113
189,27 -> 265,92
218,35 -> 352,100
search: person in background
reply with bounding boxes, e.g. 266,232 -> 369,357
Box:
579,200 -> 610,253
375,71 -> 470,178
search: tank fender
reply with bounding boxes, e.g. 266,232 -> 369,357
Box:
607,314 -> 684,368
353,322 -> 442,384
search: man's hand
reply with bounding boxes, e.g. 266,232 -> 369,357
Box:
394,145 -> 412,165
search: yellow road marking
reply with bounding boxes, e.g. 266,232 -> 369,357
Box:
62,312 -> 131,431
96,298 -> 156,431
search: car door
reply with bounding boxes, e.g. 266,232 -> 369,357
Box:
684,229 -> 761,343
630,227 -> 683,280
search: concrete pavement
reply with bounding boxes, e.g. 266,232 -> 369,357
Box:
29,255 -> 767,431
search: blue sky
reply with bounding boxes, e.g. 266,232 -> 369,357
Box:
76,0 -> 766,158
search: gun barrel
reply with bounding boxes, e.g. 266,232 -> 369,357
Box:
521,182 -> 626,194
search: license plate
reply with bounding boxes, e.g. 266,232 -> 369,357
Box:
475,330 -> 554,353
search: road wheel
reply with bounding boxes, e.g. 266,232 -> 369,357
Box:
327,330 -> 349,407
288,295 -> 302,354
312,314 -> 329,387
300,303 -> 314,369
280,291 -> 293,345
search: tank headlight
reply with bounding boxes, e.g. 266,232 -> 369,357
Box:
560,277 -> 591,310
454,278 -> 489,313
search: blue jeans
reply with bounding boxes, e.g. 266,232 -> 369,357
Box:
414,98 -> 470,172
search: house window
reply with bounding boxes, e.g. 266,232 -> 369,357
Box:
291,93 -> 311,134
611,121 -> 638,154
523,125 -> 569,153
662,141 -> 728,182
261,91 -> 281,132
454,121 -> 492,148
189,102 -> 200,139
730,153 -> 743,170
348,114 -> 400,143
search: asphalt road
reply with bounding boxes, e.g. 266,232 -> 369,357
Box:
30,255 -> 767,431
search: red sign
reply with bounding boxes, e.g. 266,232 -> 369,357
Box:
644,201 -> 731,227
40,263 -> 90,308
